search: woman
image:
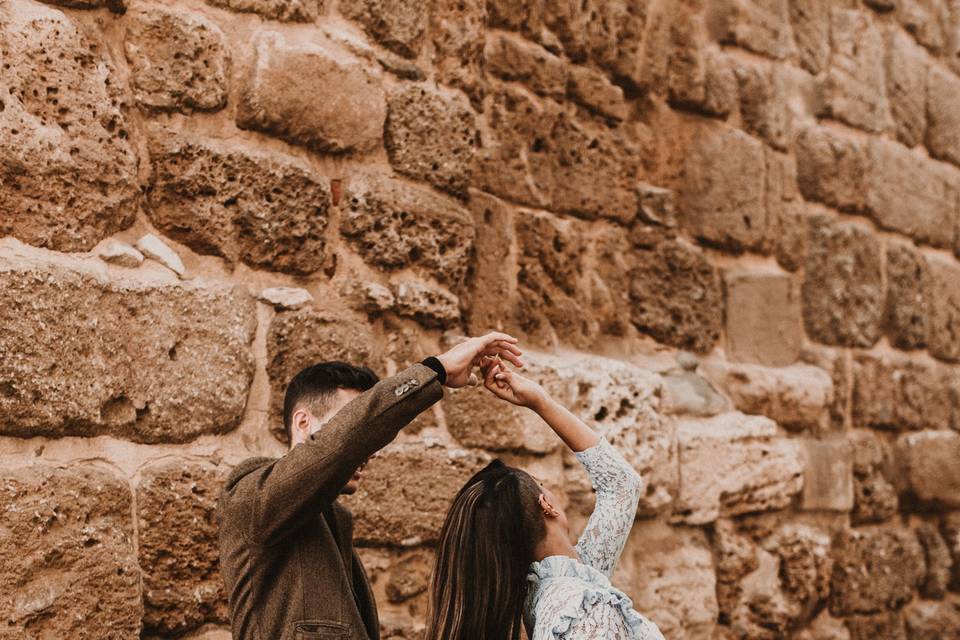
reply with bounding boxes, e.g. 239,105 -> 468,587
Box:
425,358 -> 666,640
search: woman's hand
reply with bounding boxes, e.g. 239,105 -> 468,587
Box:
436,332 -> 524,388
481,358 -> 547,409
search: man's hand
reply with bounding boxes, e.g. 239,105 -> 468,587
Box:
436,332 -> 524,388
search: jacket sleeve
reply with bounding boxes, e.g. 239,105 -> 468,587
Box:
226,363 -> 443,545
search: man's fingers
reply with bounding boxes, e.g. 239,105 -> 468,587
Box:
479,332 -> 519,346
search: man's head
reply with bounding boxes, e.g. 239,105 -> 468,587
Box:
283,361 -> 379,493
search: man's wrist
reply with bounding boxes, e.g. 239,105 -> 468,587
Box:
420,356 -> 447,385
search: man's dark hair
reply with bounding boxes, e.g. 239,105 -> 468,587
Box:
283,361 -> 379,443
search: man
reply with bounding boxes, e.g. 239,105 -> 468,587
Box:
218,332 -> 524,640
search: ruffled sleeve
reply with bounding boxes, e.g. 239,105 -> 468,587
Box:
573,438 -> 642,577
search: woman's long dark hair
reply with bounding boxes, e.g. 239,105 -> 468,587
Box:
425,460 -> 548,640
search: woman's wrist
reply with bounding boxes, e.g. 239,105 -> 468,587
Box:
527,388 -> 554,414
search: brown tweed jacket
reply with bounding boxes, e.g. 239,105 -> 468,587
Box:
218,363 -> 443,640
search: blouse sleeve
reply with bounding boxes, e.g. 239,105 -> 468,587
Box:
573,438 -> 642,578
563,604 -> 666,640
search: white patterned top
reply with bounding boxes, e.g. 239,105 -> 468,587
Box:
523,438 -> 666,640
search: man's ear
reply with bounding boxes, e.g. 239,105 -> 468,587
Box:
538,493 -> 560,518
290,407 -> 312,444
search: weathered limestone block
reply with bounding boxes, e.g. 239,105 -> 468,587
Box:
915,522 -> 951,599
927,65 -> 960,167
567,64 -> 629,121
238,32 -> 385,153
849,430 -> 899,525
701,362 -> 832,432
137,461 -> 228,636
384,84 -> 478,195
266,309 -> 377,441
724,269 -> 803,367
885,241 -> 930,350
943,512 -> 960,591
624,523 -> 719,639
795,610 -> 851,640
147,131 -> 331,275
443,384 -> 558,455
864,138 -> 958,249
800,438 -> 854,511
0,0 -> 139,252
818,9 -> 892,132
340,0 -> 426,58
392,280 -> 460,328
0,254 -> 256,442
124,5 -> 230,113
735,62 -> 790,151
795,126 -> 868,213
844,612 -> 907,640
789,0 -> 830,74
341,278 -> 395,314
483,31 -> 567,98
206,0 -> 318,21
461,190 -> 516,335
926,253 -> 960,363
886,29 -> 929,148
896,430 -> 960,508
429,0 -> 486,101
904,600 -> 960,640
853,352 -> 952,432
679,128 -> 767,251
709,0 -> 795,59
897,0 -> 953,54
0,465 -> 141,639
673,412 -> 804,524
341,443 -> 488,545
802,218 -> 883,348
629,241 -> 723,354
384,551 -> 432,603
340,172 -> 474,288
829,528 -> 924,616
99,239 -> 144,268
137,233 -> 186,277
258,286 -> 313,310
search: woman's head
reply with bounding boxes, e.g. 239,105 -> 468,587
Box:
425,460 -> 566,640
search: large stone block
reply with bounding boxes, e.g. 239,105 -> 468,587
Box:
340,0 -> 425,58
628,241 -> 723,354
392,280 -> 460,329
673,412 -> 804,524
567,63 -> 629,121
885,241 -> 930,350
701,362 -> 832,433
429,0 -> 486,102
849,430 -> 899,525
926,66 -> 960,168
724,269 -> 803,367
124,4 -> 230,113
0,252 -> 256,443
817,9 -> 891,132
205,0 -> 317,21
483,31 -> 566,98
0,465 -> 141,638
679,128 -> 767,251
147,131 -> 331,275
0,0 -> 139,252
735,62 -> 790,151
844,612 -> 907,640
340,172 -> 474,288
137,460 -> 227,636
708,0 -> 795,59
795,126 -> 868,212
926,254 -> 960,363
443,384 -> 557,455
915,522 -> 951,599
341,443 -> 488,545
266,309 -> 377,441
802,218 -> 883,348
237,32 -> 385,154
886,29 -> 929,148
801,438 -> 854,511
852,352 -> 952,432
942,512 -> 960,591
829,528 -> 924,616
896,430 -> 960,507
462,190 -> 516,335
904,600 -> 960,640
789,0 -> 830,74
864,139 -> 958,249
384,84 -> 478,195
895,0 -> 952,54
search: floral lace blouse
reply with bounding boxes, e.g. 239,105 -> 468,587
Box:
523,438 -> 666,640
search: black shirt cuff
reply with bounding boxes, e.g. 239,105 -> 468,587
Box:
420,356 -> 447,385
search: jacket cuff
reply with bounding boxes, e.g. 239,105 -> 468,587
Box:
420,356 -> 447,385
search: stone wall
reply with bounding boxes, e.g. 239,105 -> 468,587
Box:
1,0 -> 959,638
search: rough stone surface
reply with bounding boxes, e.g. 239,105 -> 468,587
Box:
0,254 -> 256,442
340,172 -> 475,288
340,0 -> 426,59
849,430 -> 900,525
679,128 -> 767,251
802,218 -> 884,348
943,513 -> 960,592
926,253 -> 960,363
796,126 -> 867,213
341,443 -> 488,545
926,65 -> 960,167
790,0 -> 830,74
257,286 -> 313,310
238,32 -> 385,154
885,242 -> 930,350
147,131 -> 331,275
0,0 -> 139,252
829,528 -> 924,616
724,269 -> 803,367
628,241 -> 723,353
852,352 -> 952,432
384,84 -> 478,195
137,233 -> 186,277
886,29 -> 928,148
799,438 -> 854,511
99,239 -> 144,268
896,430 -> 960,507
904,600 -> 960,640
915,522 -> 951,599
709,0 -> 795,59
673,412 -> 804,524
205,0 -> 317,21
0,465 -> 141,639
124,5 -> 230,113
735,61 -> 790,151
483,31 -> 567,99
844,612 -> 907,640
392,280 -> 460,328
137,460 -> 227,636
